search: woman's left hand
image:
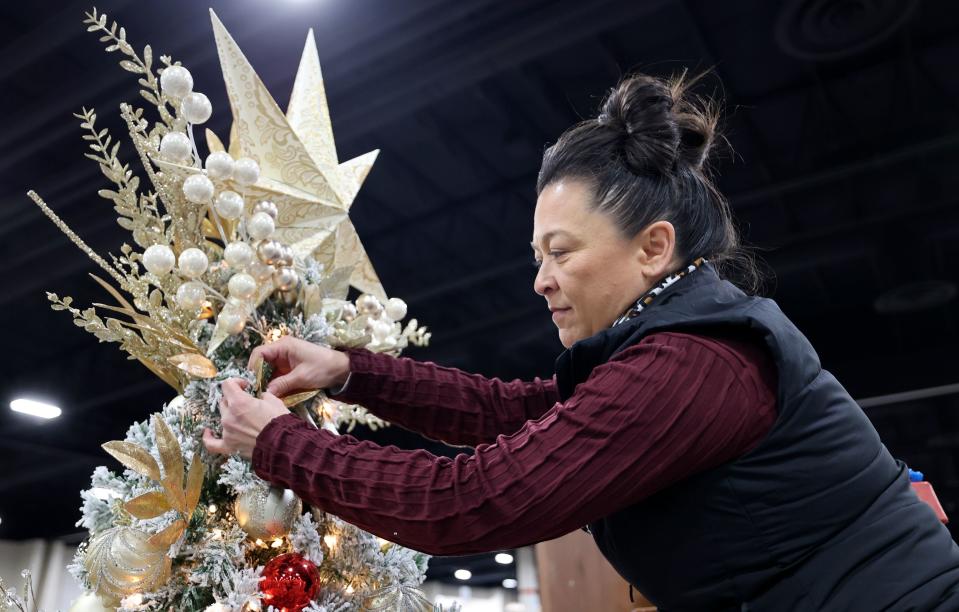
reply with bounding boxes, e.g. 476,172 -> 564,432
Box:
203,378 -> 289,458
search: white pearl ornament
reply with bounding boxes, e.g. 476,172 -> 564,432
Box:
175,281 -> 206,310
159,65 -> 193,99
158,132 -> 192,163
218,311 -> 246,335
177,248 -> 209,279
223,241 -> 255,269
250,262 -> 275,282
182,174 -> 215,203
247,212 -> 275,241
385,297 -> 408,321
214,191 -> 244,220
233,158 -> 260,186
180,92 -> 212,124
228,273 -> 257,300
142,244 -> 176,276
205,152 -> 235,180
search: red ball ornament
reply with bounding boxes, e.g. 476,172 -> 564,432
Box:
259,552 -> 321,611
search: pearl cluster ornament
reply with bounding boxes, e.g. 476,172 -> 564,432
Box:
253,200 -> 278,219
247,211 -> 275,241
181,92 -> 212,124
177,248 -> 209,279
205,151 -> 235,180
256,240 -> 283,265
272,266 -> 298,291
224,241 -> 254,269
356,293 -> 384,317
142,244 -> 175,276
183,173 -> 215,203
215,191 -> 244,220
233,157 -> 260,186
159,132 -> 192,163
159,65 -> 193,99
175,281 -> 206,310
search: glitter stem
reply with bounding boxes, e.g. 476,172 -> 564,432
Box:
27,190 -> 128,288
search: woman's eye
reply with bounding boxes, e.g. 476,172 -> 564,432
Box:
549,250 -> 566,259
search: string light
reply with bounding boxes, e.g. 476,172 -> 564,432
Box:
323,534 -> 337,550
207,504 -> 218,514
271,538 -> 283,548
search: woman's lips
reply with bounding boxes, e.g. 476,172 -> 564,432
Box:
551,308 -> 571,323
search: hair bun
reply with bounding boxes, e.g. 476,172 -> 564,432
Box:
597,71 -> 719,175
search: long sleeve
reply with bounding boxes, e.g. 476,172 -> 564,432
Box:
333,349 -> 560,446
252,332 -> 776,556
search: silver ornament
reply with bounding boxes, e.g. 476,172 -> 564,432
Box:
256,240 -> 283,265
233,485 -> 302,540
83,526 -> 172,604
252,200 -> 278,220
276,245 -> 294,267
272,266 -> 299,291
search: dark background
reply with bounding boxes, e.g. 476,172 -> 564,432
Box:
2,0 -> 958,587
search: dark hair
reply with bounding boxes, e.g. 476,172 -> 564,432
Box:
536,70 -> 763,294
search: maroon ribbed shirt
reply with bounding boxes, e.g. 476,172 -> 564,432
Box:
252,331 -> 777,555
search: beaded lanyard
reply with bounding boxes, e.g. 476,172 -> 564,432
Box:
611,256 -> 708,328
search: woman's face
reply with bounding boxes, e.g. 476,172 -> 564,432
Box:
532,179 -> 678,348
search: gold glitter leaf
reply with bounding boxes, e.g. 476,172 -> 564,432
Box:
167,353 -> 218,379
251,352 -> 266,396
151,416 -> 185,511
102,441 -> 161,482
147,518 -> 186,549
184,452 -> 204,515
282,390 -> 320,408
124,491 -> 173,520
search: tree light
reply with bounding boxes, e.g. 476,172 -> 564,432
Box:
495,552 -> 514,565
10,398 -> 61,419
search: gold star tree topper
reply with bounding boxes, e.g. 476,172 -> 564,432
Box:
160,10 -> 386,300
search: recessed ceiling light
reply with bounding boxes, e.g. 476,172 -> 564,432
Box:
502,578 -> 518,589
495,552 -> 514,565
454,569 -> 472,581
10,398 -> 61,419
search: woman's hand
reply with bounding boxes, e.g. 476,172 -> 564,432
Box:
248,336 -> 351,397
203,378 -> 289,459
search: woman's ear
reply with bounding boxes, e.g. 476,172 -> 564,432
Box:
633,220 -> 677,278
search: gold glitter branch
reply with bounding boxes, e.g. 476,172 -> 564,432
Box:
27,190 -> 127,287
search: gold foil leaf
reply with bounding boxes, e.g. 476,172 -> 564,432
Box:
205,128 -> 226,154
251,352 -> 266,395
125,491 -> 173,520
168,353 -> 218,378
184,452 -> 204,515
151,415 -> 185,510
102,441 -> 161,482
147,518 -> 187,549
198,300 -> 215,320
282,390 -> 320,408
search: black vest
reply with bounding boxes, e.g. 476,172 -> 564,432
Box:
554,262 -> 959,611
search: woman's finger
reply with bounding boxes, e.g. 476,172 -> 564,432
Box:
202,428 -> 230,455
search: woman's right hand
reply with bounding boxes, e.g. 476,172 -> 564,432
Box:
247,336 -> 351,397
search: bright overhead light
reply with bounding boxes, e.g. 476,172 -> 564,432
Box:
10,398 -> 61,419
495,552 -> 514,565
502,578 -> 518,589
454,569 -> 472,581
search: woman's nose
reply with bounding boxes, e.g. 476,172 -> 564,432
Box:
533,264 -> 553,296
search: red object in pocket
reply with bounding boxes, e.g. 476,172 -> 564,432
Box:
911,481 -> 949,524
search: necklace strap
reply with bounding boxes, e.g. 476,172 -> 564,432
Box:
611,256 -> 708,328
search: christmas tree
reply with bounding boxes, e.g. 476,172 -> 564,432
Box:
15,7 -> 456,611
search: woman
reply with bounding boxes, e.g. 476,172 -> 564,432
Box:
204,73 -> 959,610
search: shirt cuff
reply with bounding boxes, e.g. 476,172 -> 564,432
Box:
252,412 -> 310,480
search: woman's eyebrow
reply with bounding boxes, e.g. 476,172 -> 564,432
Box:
530,230 -> 574,250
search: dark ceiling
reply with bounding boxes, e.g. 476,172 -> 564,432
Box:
2,0 -> 959,588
